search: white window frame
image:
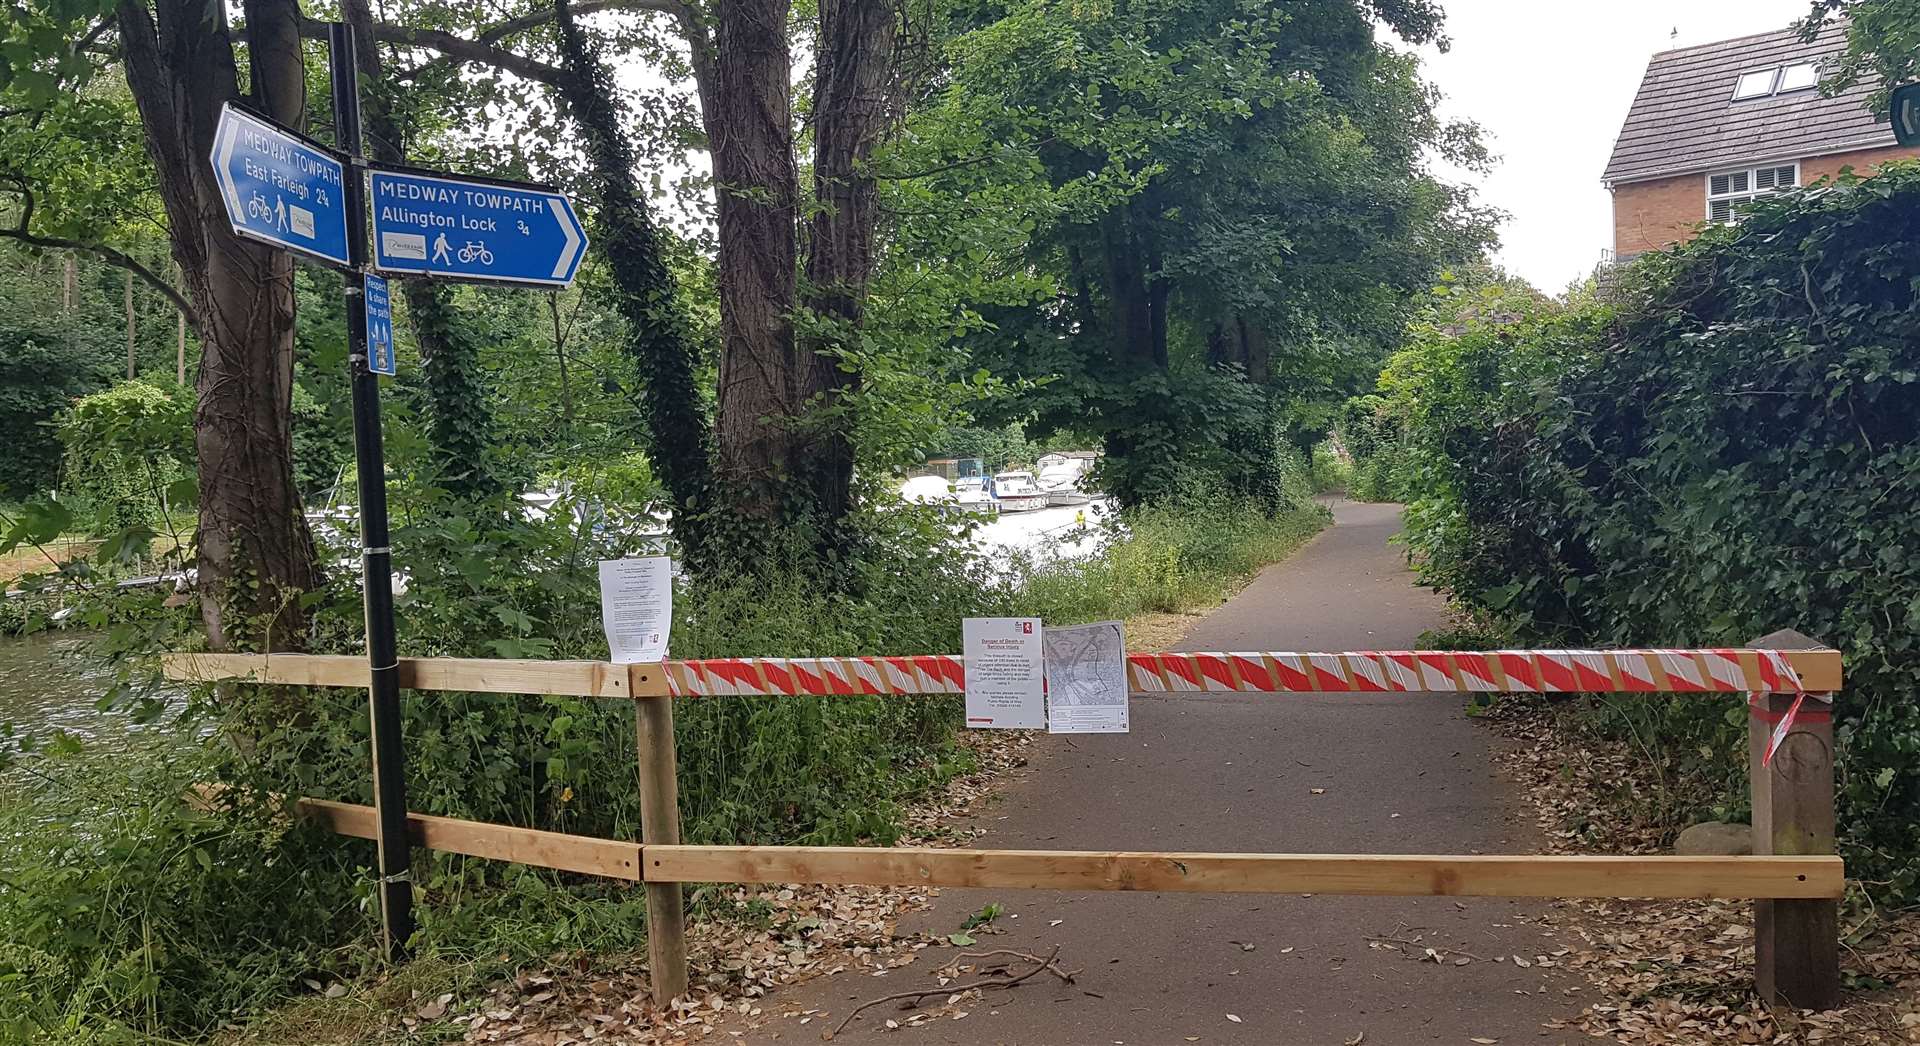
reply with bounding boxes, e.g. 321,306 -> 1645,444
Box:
1733,68 -> 1779,100
1731,62 -> 1824,100
1705,162 -> 1800,223
1776,62 -> 1820,93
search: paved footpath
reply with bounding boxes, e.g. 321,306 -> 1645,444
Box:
764,501 -> 1587,1044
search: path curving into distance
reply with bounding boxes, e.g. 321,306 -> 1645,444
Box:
764,500 -> 1588,1044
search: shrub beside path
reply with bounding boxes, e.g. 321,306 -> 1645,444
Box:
767,501 -> 1586,1044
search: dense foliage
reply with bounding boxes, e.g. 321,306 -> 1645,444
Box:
870,0 -> 1494,506
1356,168 -> 1920,898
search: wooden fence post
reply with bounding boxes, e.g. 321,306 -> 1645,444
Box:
1747,628 -> 1840,1011
631,665 -> 688,1009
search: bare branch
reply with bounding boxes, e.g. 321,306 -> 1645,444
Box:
292,16 -> 566,84
476,0 -> 681,46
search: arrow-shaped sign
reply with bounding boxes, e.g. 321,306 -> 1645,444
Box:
368,169 -> 588,287
210,104 -> 352,267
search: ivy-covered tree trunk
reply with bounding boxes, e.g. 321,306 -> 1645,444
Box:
342,0 -> 500,502
411,284 -> 501,499
704,0 -> 802,521
552,0 -> 713,559
117,0 -> 318,651
797,0 -> 897,527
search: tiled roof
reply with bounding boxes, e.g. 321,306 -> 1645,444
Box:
1603,23 -> 1894,185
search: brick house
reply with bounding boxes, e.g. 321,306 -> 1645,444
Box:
1604,23 -> 1920,260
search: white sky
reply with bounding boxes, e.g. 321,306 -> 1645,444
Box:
1417,0 -> 1822,293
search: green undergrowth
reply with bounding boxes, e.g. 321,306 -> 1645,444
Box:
0,492 -> 1329,1043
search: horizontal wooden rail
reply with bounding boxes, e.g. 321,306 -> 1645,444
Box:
267,799 -> 1840,900
297,797 -> 641,880
643,845 -> 1843,899
163,647 -> 1841,698
163,652 -> 670,697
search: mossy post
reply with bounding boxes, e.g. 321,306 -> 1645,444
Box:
1748,628 -> 1840,1011
631,664 -> 688,1008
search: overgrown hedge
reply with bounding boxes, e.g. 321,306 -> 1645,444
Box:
1374,166 -> 1920,899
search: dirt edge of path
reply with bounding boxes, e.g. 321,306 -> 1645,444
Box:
1481,697 -> 1920,1045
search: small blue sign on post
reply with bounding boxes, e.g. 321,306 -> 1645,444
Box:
364,273 -> 396,376
210,104 -> 351,267
370,170 -> 588,287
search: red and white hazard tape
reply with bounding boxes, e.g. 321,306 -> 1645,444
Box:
1748,649 -> 1833,766
659,649 -> 1818,699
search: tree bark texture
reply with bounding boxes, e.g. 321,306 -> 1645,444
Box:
118,0 -> 318,651
553,0 -> 714,556
703,0 -> 801,519
343,0 -> 503,501
797,0 -> 896,525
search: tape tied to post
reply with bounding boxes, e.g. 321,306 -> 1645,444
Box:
1748,649 -> 1834,767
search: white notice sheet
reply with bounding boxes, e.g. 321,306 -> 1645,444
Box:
1044,620 -> 1129,733
598,557 -> 672,663
962,617 -> 1045,729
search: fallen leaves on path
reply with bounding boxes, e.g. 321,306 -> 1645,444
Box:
1483,696 -> 1920,1045
445,729 -> 1037,1044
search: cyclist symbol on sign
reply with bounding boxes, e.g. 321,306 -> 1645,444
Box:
458,241 -> 494,266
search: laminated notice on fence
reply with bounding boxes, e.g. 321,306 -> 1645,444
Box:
598,557 -> 672,663
962,617 -> 1045,729
1044,620 -> 1129,733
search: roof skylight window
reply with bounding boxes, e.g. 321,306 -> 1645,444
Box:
1733,62 -> 1824,101
1734,69 -> 1778,99
1777,62 -> 1820,92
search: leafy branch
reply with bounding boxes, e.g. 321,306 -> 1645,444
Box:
0,177 -> 190,314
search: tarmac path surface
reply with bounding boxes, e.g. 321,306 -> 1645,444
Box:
763,501 -> 1587,1045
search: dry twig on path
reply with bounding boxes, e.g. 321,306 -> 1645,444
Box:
828,945 -> 1062,1038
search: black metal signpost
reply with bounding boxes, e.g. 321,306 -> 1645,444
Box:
210,21 -> 586,961
326,23 -> 414,958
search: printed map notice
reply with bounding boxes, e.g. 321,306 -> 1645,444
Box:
962,617 -> 1045,729
598,557 -> 672,663
1044,620 -> 1129,733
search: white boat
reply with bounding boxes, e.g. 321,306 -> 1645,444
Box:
953,476 -> 999,515
898,475 -> 955,507
990,471 -> 1052,512
1036,460 -> 1094,506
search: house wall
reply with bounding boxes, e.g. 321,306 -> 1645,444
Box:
1610,144 -> 1920,256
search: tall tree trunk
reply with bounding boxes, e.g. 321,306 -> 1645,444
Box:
118,0 -> 318,651
552,0 -> 714,559
700,0 -> 800,520
797,0 -> 896,526
342,0 -> 501,501
1100,210 -> 1156,368
1235,314 -> 1269,385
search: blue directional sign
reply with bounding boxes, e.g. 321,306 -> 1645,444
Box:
369,170 -> 588,287
210,104 -> 351,267
364,274 -> 397,376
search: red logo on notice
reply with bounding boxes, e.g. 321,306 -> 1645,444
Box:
1021,622 -> 1033,634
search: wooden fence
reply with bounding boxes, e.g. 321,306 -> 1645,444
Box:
163,633 -> 1844,1011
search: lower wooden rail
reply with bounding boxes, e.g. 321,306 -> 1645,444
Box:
296,797 -> 642,881
644,844 -> 1842,899
272,798 -> 1841,900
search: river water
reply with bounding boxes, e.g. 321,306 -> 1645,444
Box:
0,631 -> 140,743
